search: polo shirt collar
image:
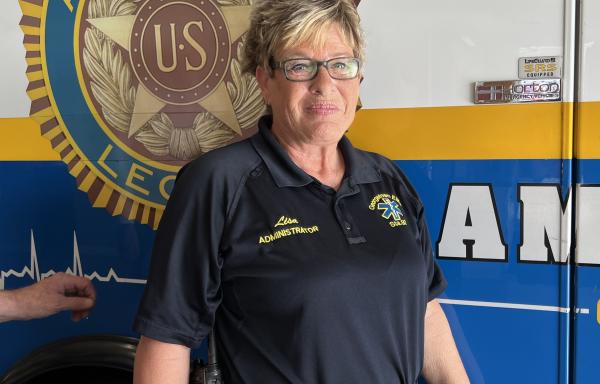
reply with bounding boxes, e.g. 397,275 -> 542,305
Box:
251,116 -> 382,188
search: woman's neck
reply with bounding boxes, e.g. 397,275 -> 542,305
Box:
271,128 -> 346,190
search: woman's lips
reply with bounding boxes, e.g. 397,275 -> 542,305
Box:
306,103 -> 339,115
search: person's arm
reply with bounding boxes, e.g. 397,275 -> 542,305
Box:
133,336 -> 190,384
0,272 -> 96,323
422,299 -> 469,384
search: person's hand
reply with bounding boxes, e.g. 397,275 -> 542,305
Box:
12,273 -> 96,322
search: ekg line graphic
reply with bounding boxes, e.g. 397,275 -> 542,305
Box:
0,230 -> 147,290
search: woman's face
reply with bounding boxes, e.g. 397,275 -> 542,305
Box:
256,23 -> 361,147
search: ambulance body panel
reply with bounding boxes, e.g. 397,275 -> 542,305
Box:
0,1 -> 597,383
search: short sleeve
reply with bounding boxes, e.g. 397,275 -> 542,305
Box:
381,157 -> 448,302
133,160 -> 227,348
417,201 -> 447,301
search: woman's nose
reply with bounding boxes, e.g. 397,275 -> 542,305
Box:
309,65 -> 335,95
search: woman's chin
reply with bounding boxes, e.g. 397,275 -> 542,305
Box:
303,122 -> 348,144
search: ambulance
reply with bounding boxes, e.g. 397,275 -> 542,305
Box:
0,0 -> 597,382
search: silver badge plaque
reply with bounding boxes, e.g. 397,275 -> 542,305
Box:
474,79 -> 561,104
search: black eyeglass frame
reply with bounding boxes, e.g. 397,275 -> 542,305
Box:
268,56 -> 361,82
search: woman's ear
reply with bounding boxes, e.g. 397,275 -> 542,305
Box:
356,76 -> 363,111
255,66 -> 271,105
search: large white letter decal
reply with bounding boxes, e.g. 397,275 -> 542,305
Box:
518,185 -> 570,263
437,184 -> 506,260
576,185 -> 600,265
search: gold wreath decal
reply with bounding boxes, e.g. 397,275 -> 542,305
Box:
19,0 -> 265,229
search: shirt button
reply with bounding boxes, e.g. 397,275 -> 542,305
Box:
250,167 -> 263,177
343,222 -> 352,232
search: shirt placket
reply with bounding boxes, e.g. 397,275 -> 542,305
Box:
334,180 -> 365,245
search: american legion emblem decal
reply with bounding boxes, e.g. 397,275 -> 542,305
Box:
19,0 -> 265,228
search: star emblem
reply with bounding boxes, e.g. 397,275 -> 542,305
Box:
86,0 -> 252,138
377,198 -> 404,221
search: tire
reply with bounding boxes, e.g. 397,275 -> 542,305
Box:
0,335 -> 137,384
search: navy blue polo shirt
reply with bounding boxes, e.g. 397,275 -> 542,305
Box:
134,116 -> 446,383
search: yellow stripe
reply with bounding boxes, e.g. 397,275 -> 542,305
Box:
0,118 -> 59,160
141,205 -> 150,224
53,138 -> 70,153
20,26 -> 40,36
27,87 -> 48,100
0,103 -> 589,161
26,71 -> 44,82
348,103 -> 566,160
562,102 -> 574,160
69,161 -> 85,177
63,149 -> 77,163
93,185 -> 113,208
79,172 -> 96,192
41,124 -> 62,140
577,101 -> 600,159
26,57 -> 42,66
31,106 -> 54,121
128,201 -> 139,221
113,195 -> 126,215
153,210 -> 163,229
24,43 -> 40,52
20,1 -> 42,17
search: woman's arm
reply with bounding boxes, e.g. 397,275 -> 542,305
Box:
422,299 -> 470,383
134,336 -> 191,384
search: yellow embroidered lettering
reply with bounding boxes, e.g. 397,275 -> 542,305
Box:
274,216 -> 299,227
258,225 -> 320,245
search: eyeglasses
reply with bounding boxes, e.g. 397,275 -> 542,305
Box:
269,57 -> 361,81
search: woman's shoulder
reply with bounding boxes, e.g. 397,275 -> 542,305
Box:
174,137 -> 262,190
352,147 -> 406,179
352,147 -> 423,206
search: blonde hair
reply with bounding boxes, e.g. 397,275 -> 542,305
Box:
243,0 -> 364,75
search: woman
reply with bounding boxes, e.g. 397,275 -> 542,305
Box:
133,0 -> 469,383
